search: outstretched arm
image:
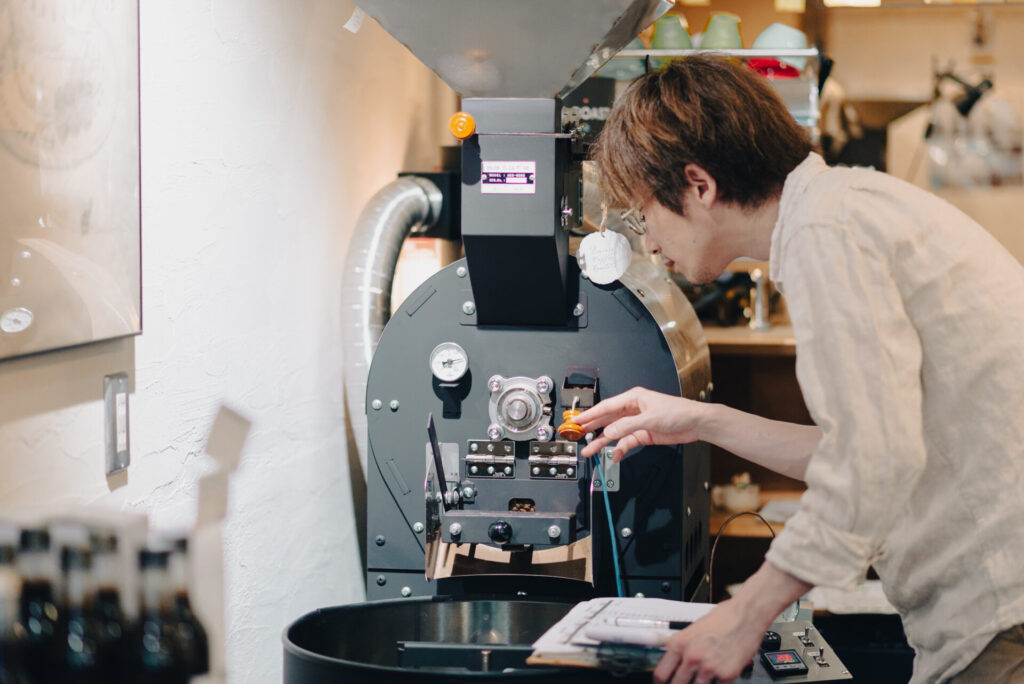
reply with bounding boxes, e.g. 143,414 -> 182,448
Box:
576,387 -> 820,481
653,561 -> 813,684
699,403 -> 821,481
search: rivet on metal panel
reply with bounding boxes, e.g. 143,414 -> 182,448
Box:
413,522 -> 424,533
462,301 -> 476,315
389,400 -> 400,411
371,399 -> 383,410
620,527 -> 632,538
401,586 -> 412,597
456,266 -> 467,278
573,302 -> 585,317
375,535 -> 385,546
376,575 -> 386,586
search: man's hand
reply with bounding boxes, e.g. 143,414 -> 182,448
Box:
576,387 -> 708,461
653,600 -> 766,684
653,563 -> 815,683
577,386 -> 820,480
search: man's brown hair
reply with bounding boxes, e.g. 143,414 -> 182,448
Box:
592,55 -> 812,215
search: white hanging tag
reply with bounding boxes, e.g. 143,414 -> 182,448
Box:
577,230 -> 632,285
344,7 -> 367,33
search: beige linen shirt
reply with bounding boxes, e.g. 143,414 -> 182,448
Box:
764,153 -> 1024,683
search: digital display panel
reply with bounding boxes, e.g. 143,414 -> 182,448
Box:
768,652 -> 797,664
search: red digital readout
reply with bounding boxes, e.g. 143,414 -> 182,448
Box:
772,653 -> 796,663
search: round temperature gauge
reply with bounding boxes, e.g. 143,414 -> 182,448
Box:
429,342 -> 469,383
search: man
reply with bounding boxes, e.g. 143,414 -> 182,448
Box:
578,56 -> 1024,684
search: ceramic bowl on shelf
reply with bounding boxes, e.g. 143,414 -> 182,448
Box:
752,22 -> 808,71
701,12 -> 742,50
711,483 -> 760,513
650,15 -> 691,68
747,57 -> 800,80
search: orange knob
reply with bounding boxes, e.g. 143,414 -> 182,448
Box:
449,111 -> 476,140
558,409 -> 585,442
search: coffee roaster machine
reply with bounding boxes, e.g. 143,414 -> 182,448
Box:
284,2 -> 850,682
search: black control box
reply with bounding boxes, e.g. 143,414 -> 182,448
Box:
761,650 -> 809,677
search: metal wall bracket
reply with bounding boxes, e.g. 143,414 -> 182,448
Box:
591,447 -> 619,492
103,373 -> 130,475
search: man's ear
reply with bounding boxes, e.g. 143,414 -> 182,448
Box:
683,163 -> 717,208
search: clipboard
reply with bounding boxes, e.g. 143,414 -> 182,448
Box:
527,597 -> 713,673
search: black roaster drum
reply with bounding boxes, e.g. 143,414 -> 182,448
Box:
283,597 -> 647,683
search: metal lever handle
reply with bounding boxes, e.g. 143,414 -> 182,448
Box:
427,413 -> 450,511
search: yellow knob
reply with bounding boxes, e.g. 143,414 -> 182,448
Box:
449,111 -> 476,140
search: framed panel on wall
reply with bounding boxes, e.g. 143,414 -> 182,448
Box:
0,1 -> 140,360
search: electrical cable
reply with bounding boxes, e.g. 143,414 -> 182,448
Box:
708,510 -> 776,603
592,452 -> 624,598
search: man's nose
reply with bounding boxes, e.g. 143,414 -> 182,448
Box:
644,234 -> 659,254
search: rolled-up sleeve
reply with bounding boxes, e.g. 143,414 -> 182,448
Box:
764,223 -> 927,590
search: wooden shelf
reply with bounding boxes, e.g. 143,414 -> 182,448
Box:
703,322 -> 796,356
710,490 -> 803,538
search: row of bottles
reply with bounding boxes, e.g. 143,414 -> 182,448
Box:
0,527 -> 208,683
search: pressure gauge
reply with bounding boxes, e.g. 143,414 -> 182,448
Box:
430,342 -> 469,382
0,307 -> 33,334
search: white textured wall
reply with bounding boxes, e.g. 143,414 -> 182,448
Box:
0,1 -> 452,681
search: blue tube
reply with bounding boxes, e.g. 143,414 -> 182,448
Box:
593,452 -> 624,597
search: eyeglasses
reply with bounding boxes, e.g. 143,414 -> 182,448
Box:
619,208 -> 647,236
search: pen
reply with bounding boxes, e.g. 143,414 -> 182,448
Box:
585,624 -> 672,647
614,618 -> 691,630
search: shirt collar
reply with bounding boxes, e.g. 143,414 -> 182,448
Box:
769,152 -> 829,286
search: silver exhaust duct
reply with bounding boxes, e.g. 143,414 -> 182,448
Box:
341,176 -> 442,472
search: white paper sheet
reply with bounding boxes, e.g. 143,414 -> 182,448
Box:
531,597 -> 714,658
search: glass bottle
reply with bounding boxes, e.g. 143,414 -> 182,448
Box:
87,530 -> 127,682
131,549 -> 186,684
0,545 -> 25,684
168,537 -> 209,678
16,529 -> 59,684
58,547 -> 100,683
